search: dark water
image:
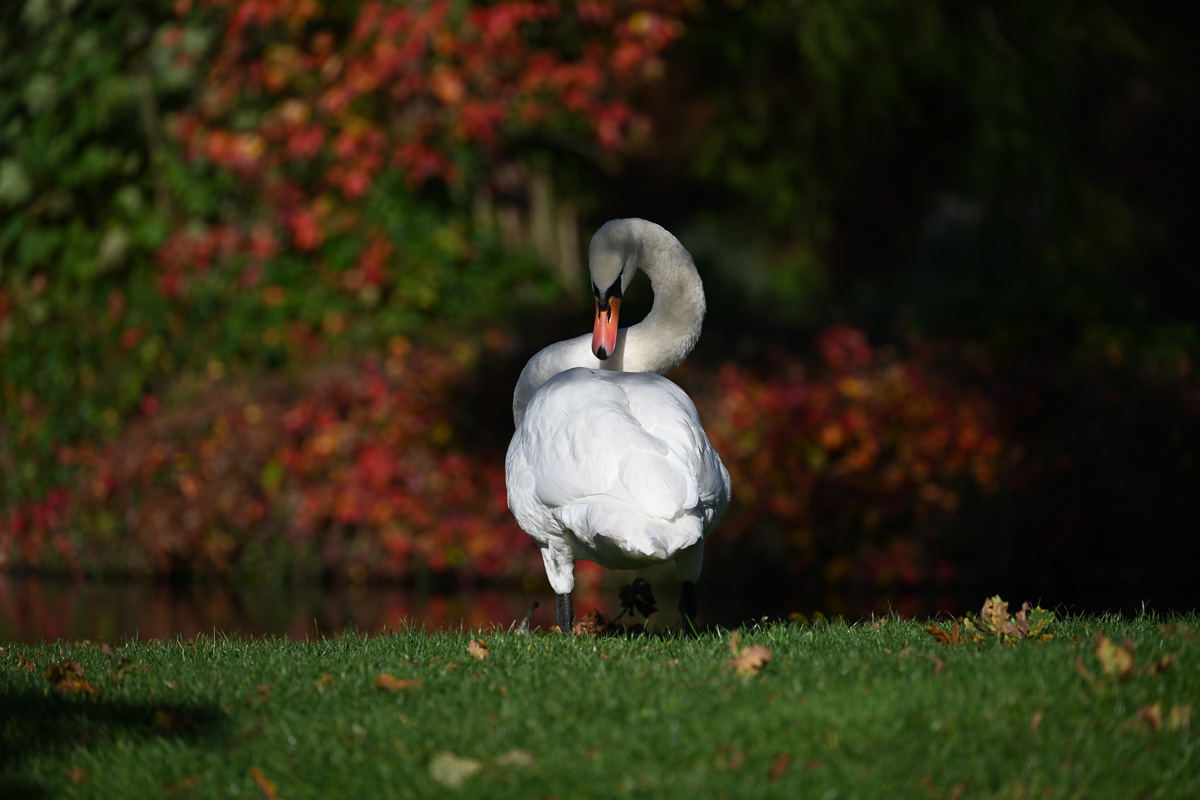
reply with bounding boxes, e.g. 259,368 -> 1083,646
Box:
0,569 -> 991,644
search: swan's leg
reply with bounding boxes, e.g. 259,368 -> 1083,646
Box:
555,593 -> 574,634
539,543 -> 576,634
679,581 -> 699,628
675,541 -> 704,630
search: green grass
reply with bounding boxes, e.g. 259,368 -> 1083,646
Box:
2,613 -> 1198,799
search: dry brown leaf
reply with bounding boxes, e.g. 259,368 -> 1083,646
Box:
1158,624 -> 1198,641
1014,602 -> 1031,638
729,643 -> 773,678
925,624 -> 954,644
467,639 -> 490,661
250,766 -> 282,800
45,660 -> 99,696
65,765 -> 86,784
494,748 -> 535,768
1094,632 -> 1136,680
1168,704 -> 1192,732
767,753 -> 793,782
1030,711 -> 1045,732
375,673 -> 422,691
1133,702 -> 1163,732
430,752 -> 482,787
572,610 -> 606,636
981,596 -> 1017,637
1144,652 -> 1177,676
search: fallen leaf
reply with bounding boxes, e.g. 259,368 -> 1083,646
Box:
981,595 -> 1017,637
729,643 -> 773,678
494,748 -> 535,768
1094,632 -> 1136,680
1157,624 -> 1198,641
430,752 -> 482,787
1026,605 -> 1055,640
45,660 -> 99,695
573,610 -> 606,636
1168,704 -> 1192,732
1133,702 -> 1163,732
1014,602 -> 1032,638
65,765 -> 86,784
375,673 -> 422,691
1144,653 -> 1177,676
925,624 -> 955,644
767,753 -> 792,782
1030,711 -> 1045,732
250,766 -> 282,800
467,639 -> 490,661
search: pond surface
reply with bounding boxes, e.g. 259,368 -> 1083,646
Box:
0,570 -> 982,643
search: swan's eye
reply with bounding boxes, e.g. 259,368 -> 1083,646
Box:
592,275 -> 623,304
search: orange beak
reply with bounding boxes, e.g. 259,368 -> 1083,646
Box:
592,296 -> 621,360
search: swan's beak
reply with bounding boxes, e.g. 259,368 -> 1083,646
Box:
592,296 -> 621,360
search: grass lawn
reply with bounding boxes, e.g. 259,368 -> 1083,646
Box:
2,609 -> 1197,799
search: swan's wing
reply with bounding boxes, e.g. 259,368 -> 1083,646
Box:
506,368 -> 730,564
618,372 -> 732,531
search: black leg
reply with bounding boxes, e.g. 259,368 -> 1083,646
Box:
555,593 -> 574,634
679,581 -> 698,629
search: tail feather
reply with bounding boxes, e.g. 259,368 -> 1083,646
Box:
554,502 -> 703,565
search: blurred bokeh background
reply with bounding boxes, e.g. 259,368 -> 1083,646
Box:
2,0 -> 1197,640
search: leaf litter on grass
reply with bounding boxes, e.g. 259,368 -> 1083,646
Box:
727,630 -> 773,678
925,596 -> 1054,645
45,659 -> 99,695
430,749 -> 536,787
467,638 -> 490,660
375,673 -> 422,691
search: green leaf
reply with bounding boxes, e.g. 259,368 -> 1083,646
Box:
0,159 -> 33,205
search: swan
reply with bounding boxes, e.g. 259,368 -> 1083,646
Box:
505,218 -> 732,634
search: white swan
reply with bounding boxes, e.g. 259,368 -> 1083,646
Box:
505,218 -> 732,633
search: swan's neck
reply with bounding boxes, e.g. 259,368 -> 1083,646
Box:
512,219 -> 705,425
624,220 -> 706,375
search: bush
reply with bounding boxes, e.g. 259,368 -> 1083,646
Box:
1,328 -> 1012,596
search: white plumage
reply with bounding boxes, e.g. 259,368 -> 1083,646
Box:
505,218 -> 731,633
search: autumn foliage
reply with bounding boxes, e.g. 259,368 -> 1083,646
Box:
697,326 -> 1008,591
2,326 -> 1011,595
164,0 -> 685,263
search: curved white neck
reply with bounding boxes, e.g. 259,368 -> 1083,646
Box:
512,219 -> 706,425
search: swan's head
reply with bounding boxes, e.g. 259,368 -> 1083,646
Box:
588,219 -> 641,360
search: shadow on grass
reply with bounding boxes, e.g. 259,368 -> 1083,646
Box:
0,687 -> 228,797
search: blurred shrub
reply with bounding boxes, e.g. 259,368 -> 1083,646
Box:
2,0 -> 681,514
1,329 -> 1011,594
0,0 -> 180,507
694,326 -> 1009,595
1,336 -> 533,582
